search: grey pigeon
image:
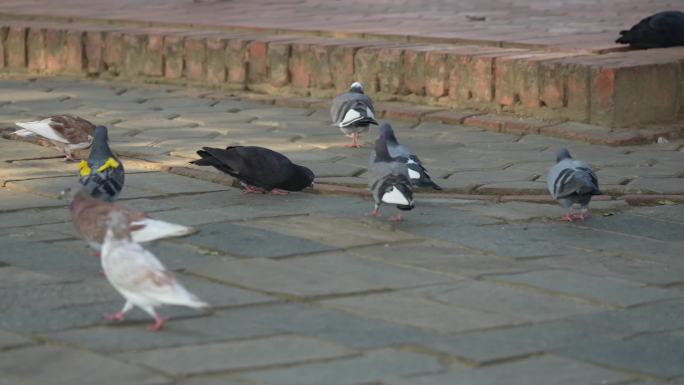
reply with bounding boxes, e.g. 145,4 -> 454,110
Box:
616,11 -> 684,49
330,82 -> 378,148
368,137 -> 414,221
79,125 -> 124,201
370,123 -> 442,190
190,146 -> 315,195
14,115 -> 95,161
101,211 -> 209,331
547,148 -> 602,221
64,186 -> 194,252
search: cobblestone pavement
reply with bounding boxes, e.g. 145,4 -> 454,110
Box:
0,76 -> 684,385
0,0 -> 679,51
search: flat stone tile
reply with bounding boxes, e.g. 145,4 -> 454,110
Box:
119,335 -> 355,376
242,348 -> 444,385
0,188 -> 63,210
392,355 -> 629,385
243,215 -> 419,248
322,291 -> 523,334
350,241 -> 543,278
0,266 -> 70,287
425,320 -> 621,364
0,206 -> 69,229
0,345 -> 168,385
489,270 -> 682,307
558,334 -> 684,379
568,299 -> 684,336
189,253 -> 451,297
411,281 -> 600,322
626,177 -> 684,195
0,240 -> 99,279
0,329 -> 32,350
124,172 -> 230,195
572,213 -> 684,242
185,221 -> 336,257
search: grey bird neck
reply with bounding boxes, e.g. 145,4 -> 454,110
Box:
556,148 -> 572,163
91,126 -> 112,160
379,123 -> 398,144
374,138 -> 393,162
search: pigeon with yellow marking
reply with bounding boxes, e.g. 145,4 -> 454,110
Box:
79,125 -> 125,202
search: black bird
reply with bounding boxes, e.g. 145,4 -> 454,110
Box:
190,146 -> 315,195
616,11 -> 684,49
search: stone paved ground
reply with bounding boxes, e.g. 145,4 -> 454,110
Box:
0,0 -> 679,52
0,76 -> 684,385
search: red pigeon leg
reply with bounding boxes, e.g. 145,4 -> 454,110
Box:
388,212 -> 404,222
368,207 -> 381,217
270,189 -> 289,195
147,313 -> 167,332
559,212 -> 574,222
103,311 -> 125,321
242,185 -> 264,194
573,209 -> 590,221
344,133 -> 362,148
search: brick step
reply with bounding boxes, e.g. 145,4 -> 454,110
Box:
1,20 -> 683,129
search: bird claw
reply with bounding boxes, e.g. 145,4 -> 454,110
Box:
147,316 -> 167,332
103,312 -> 125,322
270,189 -> 289,195
242,185 -> 264,194
367,209 -> 381,218
344,143 -> 362,148
559,213 -> 574,222
388,214 -> 404,222
573,213 -> 590,221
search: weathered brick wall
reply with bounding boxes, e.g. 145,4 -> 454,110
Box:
1,21 -> 683,128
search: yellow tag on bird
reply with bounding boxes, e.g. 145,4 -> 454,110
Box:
78,160 -> 91,177
97,157 -> 120,172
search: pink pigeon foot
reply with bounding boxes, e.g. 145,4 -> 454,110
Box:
559,213 -> 574,222
368,208 -> 381,217
389,213 -> 404,222
573,212 -> 590,221
270,189 -> 289,195
344,133 -> 361,148
103,311 -> 125,322
147,315 -> 167,332
242,185 -> 264,194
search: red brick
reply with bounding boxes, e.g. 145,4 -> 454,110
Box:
184,36 -> 206,81
205,36 -> 226,84
103,31 -> 123,75
163,34 -> 184,79
403,49 -> 425,95
425,51 -> 448,98
64,30 -> 84,73
0,26 -> 7,69
226,38 -> 250,85
462,115 -> 503,132
85,30 -> 104,74
44,29 -> 65,72
590,66 -> 615,125
330,42 -> 362,92
267,41 -> 290,87
494,54 -> 541,108
122,32 -> 146,76
310,43 -> 334,89
291,42 -> 314,88
27,27 -> 46,71
377,46 -> 407,95
564,62 -> 590,122
375,102 -> 444,123
6,26 -> 28,69
354,46 -> 381,93
247,40 -> 268,83
145,33 -> 164,77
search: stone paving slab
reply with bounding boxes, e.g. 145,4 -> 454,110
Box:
0,76 -> 683,385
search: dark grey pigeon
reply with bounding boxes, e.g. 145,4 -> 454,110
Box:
547,148 -> 601,221
190,146 -> 315,195
368,137 -> 414,222
330,82 -> 378,148
616,11 -> 684,48
370,123 -> 442,190
79,125 -> 124,202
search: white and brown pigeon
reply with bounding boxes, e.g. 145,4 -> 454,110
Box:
101,211 -> 208,331
64,186 -> 194,252
14,115 -> 95,161
547,148 -> 602,221
330,82 -> 378,148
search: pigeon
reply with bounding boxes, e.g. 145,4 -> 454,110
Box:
63,186 -> 194,252
547,148 -> 602,222
368,137 -> 414,221
101,211 -> 209,331
79,125 -> 124,202
370,123 -> 442,190
190,146 -> 315,195
14,115 -> 95,161
616,11 -> 684,49
330,82 -> 378,148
